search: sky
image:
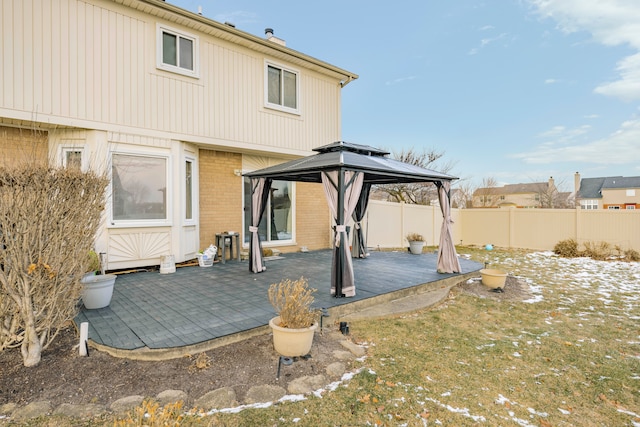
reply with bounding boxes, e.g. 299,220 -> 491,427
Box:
170,0 -> 640,191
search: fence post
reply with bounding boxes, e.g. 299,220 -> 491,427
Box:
509,207 -> 515,248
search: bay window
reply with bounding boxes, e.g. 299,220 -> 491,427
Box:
112,154 -> 167,222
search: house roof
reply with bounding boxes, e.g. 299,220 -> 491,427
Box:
578,176 -> 640,199
244,141 -> 457,184
473,182 -> 548,196
128,0 -> 359,85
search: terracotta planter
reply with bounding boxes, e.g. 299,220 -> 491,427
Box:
269,316 -> 318,357
81,273 -> 117,309
408,241 -> 425,255
480,269 -> 507,289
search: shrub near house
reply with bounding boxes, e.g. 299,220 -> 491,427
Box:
0,164 -> 108,367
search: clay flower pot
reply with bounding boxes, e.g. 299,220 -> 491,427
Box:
480,269 -> 507,289
269,316 -> 318,357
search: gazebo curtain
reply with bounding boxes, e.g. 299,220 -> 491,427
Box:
249,177 -> 272,273
321,170 -> 364,297
436,181 -> 461,273
351,183 -> 371,258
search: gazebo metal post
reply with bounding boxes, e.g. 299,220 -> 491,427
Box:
335,167 -> 345,297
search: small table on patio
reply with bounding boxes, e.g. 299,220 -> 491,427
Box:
215,232 -> 241,264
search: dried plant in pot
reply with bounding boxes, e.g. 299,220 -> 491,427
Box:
268,277 -> 319,357
81,250 -> 117,309
406,232 -> 425,255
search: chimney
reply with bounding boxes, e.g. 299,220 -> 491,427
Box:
574,172 -> 581,197
548,176 -> 555,189
264,28 -> 286,46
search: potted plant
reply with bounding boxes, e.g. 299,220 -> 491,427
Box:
268,277 -> 319,357
406,232 -> 425,255
81,250 -> 117,309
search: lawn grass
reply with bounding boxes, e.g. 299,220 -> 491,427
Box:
116,247 -> 640,426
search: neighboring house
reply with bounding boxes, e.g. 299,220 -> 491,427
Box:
472,177 -> 570,208
574,173 -> 640,210
0,0 -> 358,269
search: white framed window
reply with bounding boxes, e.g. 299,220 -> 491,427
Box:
61,147 -> 84,170
626,189 -> 636,197
580,200 -> 598,210
265,62 -> 299,114
111,153 -> 169,224
608,205 -> 620,210
157,24 -> 199,78
184,158 -> 195,223
243,177 -> 295,245
626,205 -> 636,210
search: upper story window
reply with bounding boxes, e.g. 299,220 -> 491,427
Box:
580,200 -> 598,210
265,62 -> 299,114
157,25 -> 199,78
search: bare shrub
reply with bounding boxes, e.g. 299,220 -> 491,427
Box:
553,239 -> 579,257
0,166 -> 108,366
581,241 -> 613,261
268,277 -> 318,329
624,249 -> 640,262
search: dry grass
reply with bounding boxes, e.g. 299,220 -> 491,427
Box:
212,247 -> 639,426
80,247 -> 640,426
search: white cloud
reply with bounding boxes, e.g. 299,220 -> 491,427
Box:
213,11 -> 258,25
528,0 -> 640,101
479,25 -> 495,31
594,52 -> 640,100
469,33 -> 509,55
385,76 -> 417,86
511,118 -> 640,164
544,78 -> 559,84
537,124 -> 591,143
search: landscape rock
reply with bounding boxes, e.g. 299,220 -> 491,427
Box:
326,361 -> 346,378
110,395 -> 145,413
156,389 -> 188,406
10,401 -> 51,421
287,374 -> 327,394
194,387 -> 237,410
0,403 -> 16,415
340,340 -> 366,357
244,385 -> 286,404
332,350 -> 355,361
53,403 -> 106,418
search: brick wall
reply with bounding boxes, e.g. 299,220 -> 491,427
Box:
0,126 -> 48,167
198,150 -> 331,253
198,149 -> 243,248
295,182 -> 331,251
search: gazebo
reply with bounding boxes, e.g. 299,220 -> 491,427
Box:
244,141 -> 461,297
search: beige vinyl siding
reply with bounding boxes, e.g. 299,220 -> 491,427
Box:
1,0 -> 341,154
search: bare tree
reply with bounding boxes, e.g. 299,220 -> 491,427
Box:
472,177 -> 500,207
530,177 -> 572,209
453,180 -> 475,208
0,165 -> 108,366
375,147 -> 456,205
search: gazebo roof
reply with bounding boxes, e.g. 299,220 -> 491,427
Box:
244,141 -> 457,184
